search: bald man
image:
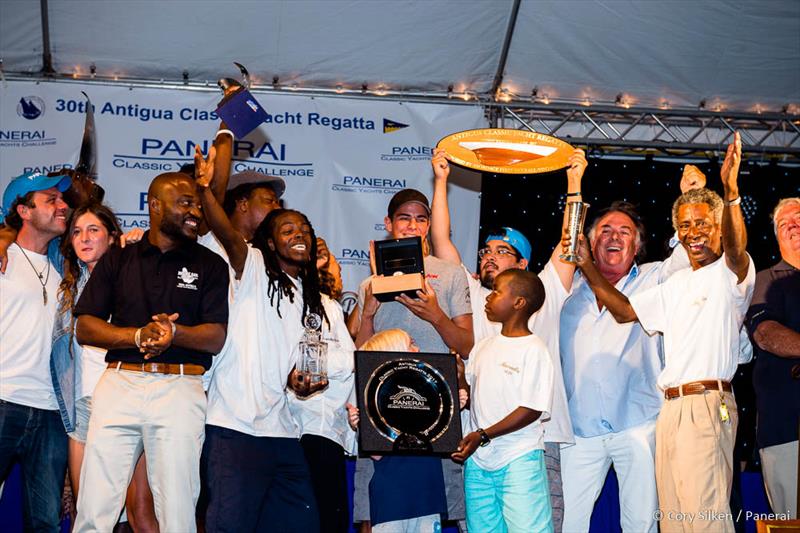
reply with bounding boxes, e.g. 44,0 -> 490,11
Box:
73,173 -> 230,532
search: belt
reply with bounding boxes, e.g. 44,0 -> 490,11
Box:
664,380 -> 732,400
108,362 -> 205,376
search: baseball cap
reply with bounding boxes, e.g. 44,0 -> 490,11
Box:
226,170 -> 285,198
2,171 -> 71,222
387,189 -> 431,218
484,227 -> 532,264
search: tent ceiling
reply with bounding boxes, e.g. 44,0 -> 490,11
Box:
1,0 -> 798,113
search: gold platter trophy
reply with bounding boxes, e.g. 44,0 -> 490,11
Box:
436,128 -> 589,263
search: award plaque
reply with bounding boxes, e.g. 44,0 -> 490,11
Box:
355,351 -> 462,456
436,128 -> 575,174
371,237 -> 425,303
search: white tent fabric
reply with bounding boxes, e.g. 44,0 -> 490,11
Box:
1,1 -> 798,111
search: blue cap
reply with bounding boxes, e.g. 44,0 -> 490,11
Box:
485,227 -> 532,264
2,171 -> 71,222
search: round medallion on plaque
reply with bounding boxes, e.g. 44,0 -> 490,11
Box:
364,359 -> 454,445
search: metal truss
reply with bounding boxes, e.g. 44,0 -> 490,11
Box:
488,102 -> 800,161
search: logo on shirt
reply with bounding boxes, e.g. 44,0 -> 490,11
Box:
177,267 -> 199,290
388,386 -> 430,411
501,362 -> 520,375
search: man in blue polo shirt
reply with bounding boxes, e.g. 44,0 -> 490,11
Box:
746,197 -> 799,519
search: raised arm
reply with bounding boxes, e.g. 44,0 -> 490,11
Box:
210,122 -> 234,205
194,146 -> 248,278
549,148 -> 587,290
720,132 -> 749,282
430,148 -> 462,265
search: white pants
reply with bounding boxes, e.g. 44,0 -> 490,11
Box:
372,513 -> 441,533
74,369 -> 206,533
561,420 -> 658,533
760,440 -> 798,519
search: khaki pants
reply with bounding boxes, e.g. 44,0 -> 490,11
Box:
760,440 -> 798,519
74,368 -> 206,532
655,390 -> 737,533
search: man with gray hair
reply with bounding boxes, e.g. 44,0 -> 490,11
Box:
559,193 -> 693,532
746,197 -> 799,519
569,132 -> 755,532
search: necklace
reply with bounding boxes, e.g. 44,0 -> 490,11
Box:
15,243 -> 51,305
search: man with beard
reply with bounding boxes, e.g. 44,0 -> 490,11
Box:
0,172 -> 71,531
72,172 -> 229,532
429,147 -> 586,532
569,132 -> 754,532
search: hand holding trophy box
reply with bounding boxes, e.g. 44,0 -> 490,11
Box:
370,236 -> 425,303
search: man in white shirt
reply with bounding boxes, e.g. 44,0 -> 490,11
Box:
429,147 -> 586,532
195,146 -> 321,532
559,168 -> 704,532
569,132 -> 754,533
0,171 -> 71,530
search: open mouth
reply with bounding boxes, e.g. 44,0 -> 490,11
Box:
606,245 -> 622,253
184,218 -> 199,228
687,242 -> 706,253
291,243 -> 307,251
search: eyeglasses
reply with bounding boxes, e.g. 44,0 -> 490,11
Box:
478,247 -> 519,260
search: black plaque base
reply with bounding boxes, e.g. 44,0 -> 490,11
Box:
355,351 -> 462,456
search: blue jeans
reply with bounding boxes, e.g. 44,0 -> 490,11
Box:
0,399 -> 68,531
465,449 -> 553,533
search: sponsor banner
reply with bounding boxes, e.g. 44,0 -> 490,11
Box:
1,80 -> 486,292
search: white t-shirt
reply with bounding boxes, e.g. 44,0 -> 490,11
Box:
466,260 -> 574,445
286,289 -> 358,454
466,333 -> 554,471
0,244 -> 61,410
204,244 -> 298,437
75,343 -> 107,400
197,232 -> 236,391
629,254 -> 756,389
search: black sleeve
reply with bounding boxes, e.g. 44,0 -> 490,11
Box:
198,252 -> 229,325
74,247 -> 117,320
745,269 -> 781,336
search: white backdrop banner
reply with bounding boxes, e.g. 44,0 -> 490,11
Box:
0,80 -> 486,299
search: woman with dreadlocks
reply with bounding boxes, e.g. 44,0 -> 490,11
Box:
195,147 -> 354,533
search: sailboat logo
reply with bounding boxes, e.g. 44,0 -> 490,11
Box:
17,97 -> 45,120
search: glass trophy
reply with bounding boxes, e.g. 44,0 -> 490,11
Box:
297,313 -> 329,388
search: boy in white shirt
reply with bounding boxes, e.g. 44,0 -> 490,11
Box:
453,269 -> 555,533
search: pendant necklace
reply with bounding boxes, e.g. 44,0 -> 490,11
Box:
15,243 -> 51,305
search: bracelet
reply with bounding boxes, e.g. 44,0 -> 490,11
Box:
134,327 -> 143,348
725,196 -> 741,206
566,191 -> 581,197
215,129 -> 234,140
477,428 -> 491,447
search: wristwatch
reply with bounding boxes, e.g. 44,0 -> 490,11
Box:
476,428 -> 491,447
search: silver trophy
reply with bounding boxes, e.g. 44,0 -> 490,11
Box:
297,313 -> 328,388
559,201 -> 590,263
